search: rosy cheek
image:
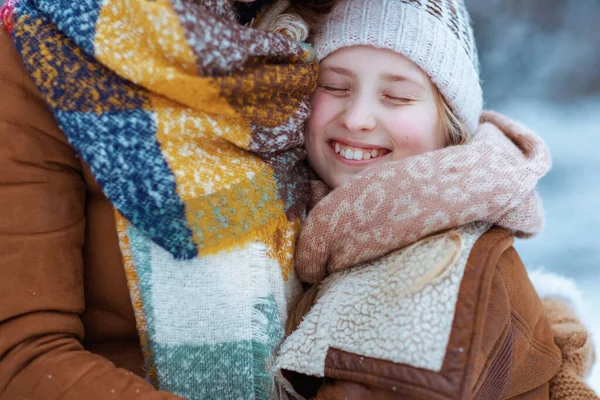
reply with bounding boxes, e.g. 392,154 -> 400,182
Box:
388,111 -> 443,156
389,122 -> 426,153
310,91 -> 334,113
307,92 -> 337,135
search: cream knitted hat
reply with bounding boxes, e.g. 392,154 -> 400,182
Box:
313,0 -> 483,134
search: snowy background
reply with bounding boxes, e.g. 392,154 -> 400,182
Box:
2,0 -> 598,392
467,0 -> 600,391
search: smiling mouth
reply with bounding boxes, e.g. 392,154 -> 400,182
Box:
329,140 -> 391,161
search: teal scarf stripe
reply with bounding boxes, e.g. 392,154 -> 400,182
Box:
128,224 -> 285,399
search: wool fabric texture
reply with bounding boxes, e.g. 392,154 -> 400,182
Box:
542,298 -> 599,399
3,0 -> 316,398
278,223 -> 489,380
295,111 -> 551,284
313,0 -> 483,134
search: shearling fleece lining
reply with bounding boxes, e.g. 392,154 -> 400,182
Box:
276,222 -> 490,378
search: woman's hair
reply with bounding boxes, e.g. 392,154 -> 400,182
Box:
432,84 -> 471,146
286,283 -> 320,336
289,0 -> 341,32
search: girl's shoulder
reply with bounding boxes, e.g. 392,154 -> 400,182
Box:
277,225 -> 561,399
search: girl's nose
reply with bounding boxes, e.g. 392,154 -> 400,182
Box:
339,96 -> 377,133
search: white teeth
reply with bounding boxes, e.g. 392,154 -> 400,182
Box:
333,141 -> 386,161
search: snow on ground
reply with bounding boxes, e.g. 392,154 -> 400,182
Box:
497,98 -> 600,391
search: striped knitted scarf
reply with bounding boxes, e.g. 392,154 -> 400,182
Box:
2,0 -> 315,398
296,111 -> 552,283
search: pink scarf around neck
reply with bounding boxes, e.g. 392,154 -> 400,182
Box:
295,111 -> 552,283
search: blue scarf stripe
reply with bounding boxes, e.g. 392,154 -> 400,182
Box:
20,0 -> 104,56
57,109 -> 197,259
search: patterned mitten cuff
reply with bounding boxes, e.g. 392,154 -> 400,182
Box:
541,297 -> 598,399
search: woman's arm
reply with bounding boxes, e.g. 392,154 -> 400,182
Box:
0,27 -> 182,400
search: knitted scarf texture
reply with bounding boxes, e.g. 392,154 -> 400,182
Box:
2,1 -> 316,398
296,111 -> 552,283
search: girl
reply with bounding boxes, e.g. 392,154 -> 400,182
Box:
276,0 -> 598,399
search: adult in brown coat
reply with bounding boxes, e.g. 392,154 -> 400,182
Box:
0,0 -> 338,398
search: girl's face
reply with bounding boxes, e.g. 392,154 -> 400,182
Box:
306,46 -> 446,189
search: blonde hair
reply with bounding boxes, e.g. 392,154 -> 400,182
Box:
432,85 -> 472,146
286,284 -> 320,336
289,0 -> 342,33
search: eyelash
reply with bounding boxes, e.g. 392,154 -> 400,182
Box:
318,84 -> 349,94
383,95 -> 414,104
